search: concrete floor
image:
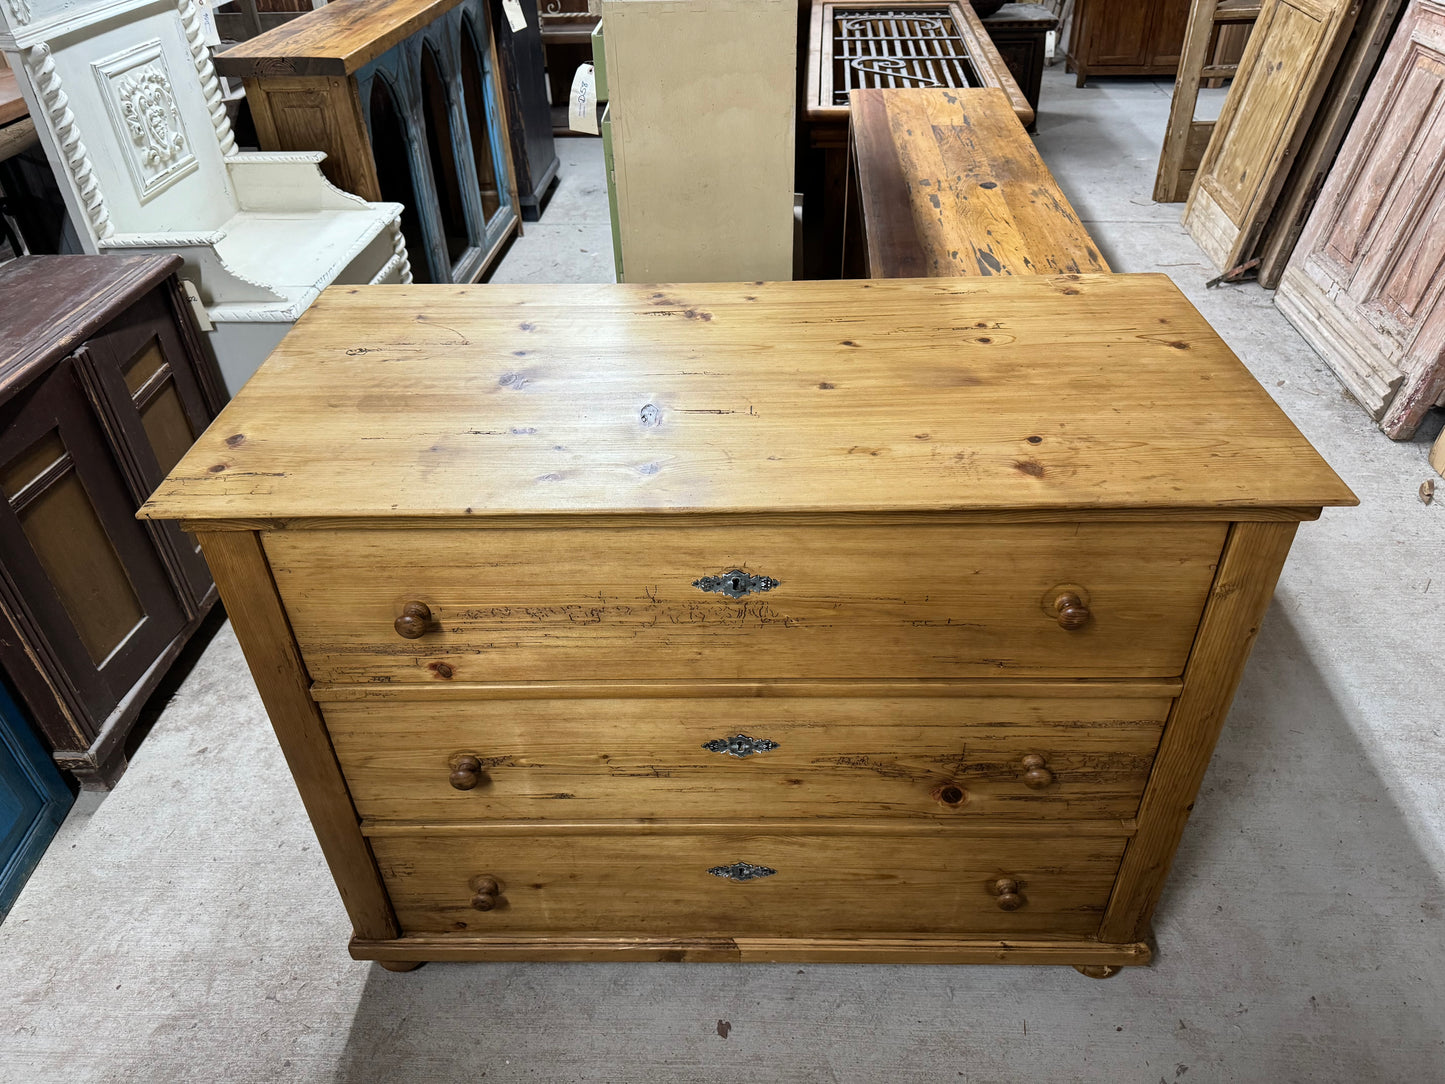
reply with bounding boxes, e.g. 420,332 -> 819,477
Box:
2,68 -> 1443,1083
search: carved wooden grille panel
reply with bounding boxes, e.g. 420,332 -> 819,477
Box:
830,8 -> 981,103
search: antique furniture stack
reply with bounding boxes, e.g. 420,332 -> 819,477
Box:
0,0 -> 410,395
802,0 -> 1030,276
595,0 -> 795,282
1,254 -> 226,787
215,0 -> 520,285
141,275 -> 1354,974
843,87 -> 1108,278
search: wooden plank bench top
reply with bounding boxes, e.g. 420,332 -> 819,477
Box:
215,0 -> 467,78
846,88 -> 1109,279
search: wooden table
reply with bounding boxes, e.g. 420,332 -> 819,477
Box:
845,88 -> 1108,278
141,276 -> 1353,973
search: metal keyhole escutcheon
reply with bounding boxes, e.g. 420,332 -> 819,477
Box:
693,569 -> 780,599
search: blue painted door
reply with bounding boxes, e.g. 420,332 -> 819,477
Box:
0,681 -> 73,921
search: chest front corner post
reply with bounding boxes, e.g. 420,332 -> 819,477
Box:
194,528 -> 400,943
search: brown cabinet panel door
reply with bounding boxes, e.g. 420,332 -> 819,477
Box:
82,288 -> 218,608
1183,0 -> 1360,272
1148,0 -> 1192,66
1078,0 -> 1155,65
0,358 -> 187,745
1275,0 -> 1445,437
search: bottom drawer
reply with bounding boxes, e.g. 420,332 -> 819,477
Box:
370,828 -> 1127,939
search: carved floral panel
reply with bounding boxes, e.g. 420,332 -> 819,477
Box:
93,40 -> 198,202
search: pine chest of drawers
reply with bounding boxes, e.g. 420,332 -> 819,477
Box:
139,276 -> 1354,974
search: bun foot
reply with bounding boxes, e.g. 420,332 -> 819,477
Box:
378,960 -> 425,973
1073,964 -> 1122,979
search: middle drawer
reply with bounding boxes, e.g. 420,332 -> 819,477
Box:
324,693 -> 1171,822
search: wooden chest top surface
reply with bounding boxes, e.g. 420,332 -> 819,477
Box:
139,276 -> 1355,523
0,254 -> 182,404
214,0 -> 468,78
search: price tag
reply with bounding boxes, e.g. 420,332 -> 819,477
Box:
501,0 -> 529,33
568,63 -> 599,135
194,0 -> 222,46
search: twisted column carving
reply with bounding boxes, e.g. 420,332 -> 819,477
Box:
176,0 -> 236,156
391,221 -> 414,284
23,44 -> 112,240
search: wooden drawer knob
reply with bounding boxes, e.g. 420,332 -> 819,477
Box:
1021,754 -> 1054,788
1051,591 -> 1091,630
449,754 -> 487,790
394,600 -> 432,639
993,878 -> 1025,911
470,875 -> 503,911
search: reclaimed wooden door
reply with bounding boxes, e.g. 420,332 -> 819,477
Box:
1182,0 -> 1360,272
1275,0 -> 1445,438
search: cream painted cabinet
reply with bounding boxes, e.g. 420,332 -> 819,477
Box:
597,0 -> 795,282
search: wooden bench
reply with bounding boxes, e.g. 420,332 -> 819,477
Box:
843,87 -> 1109,279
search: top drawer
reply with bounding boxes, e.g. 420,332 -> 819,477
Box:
265,522 -> 1224,685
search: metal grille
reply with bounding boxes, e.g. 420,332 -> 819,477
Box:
830,8 -> 980,103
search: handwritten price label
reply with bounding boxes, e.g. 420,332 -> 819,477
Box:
194,0 -> 221,46
501,0 -> 528,33
568,63 -> 599,135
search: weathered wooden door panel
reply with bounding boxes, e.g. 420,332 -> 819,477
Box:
1183,0 -> 1360,271
1321,62 -> 1444,269
1275,0 -> 1445,437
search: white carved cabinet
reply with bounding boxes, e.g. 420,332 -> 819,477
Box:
0,0 -> 412,394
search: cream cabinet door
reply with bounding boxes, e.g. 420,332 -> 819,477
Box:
1182,0 -> 1360,272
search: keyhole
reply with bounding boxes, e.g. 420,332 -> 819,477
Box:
731,577 -> 743,592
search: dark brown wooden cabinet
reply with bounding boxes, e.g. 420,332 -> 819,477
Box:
1067,0 -> 1193,84
981,3 -> 1060,130
491,0 -> 560,220
0,255 -> 226,787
